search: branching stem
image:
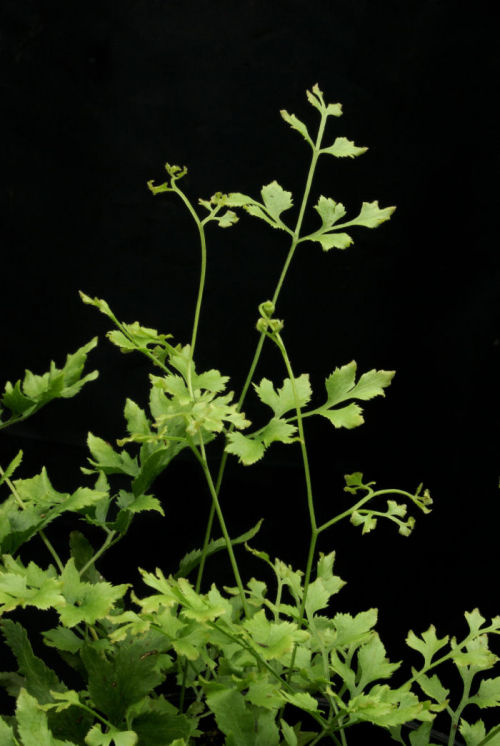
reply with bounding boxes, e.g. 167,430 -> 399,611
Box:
198,104 -> 330,586
170,183 -> 208,397
188,435 -> 248,617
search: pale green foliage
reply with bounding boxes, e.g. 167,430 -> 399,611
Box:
0,466 -> 107,554
85,724 -> 138,746
0,339 -> 98,429
301,199 -> 396,252
0,553 -> 127,623
342,472 -> 432,536
0,85 -> 497,746
225,362 -> 395,464
223,180 -> 295,233
14,688 -> 78,745
198,192 -> 239,228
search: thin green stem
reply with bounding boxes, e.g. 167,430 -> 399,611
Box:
317,489 -> 416,535
271,329 -> 324,720
78,530 -> 118,578
171,184 -> 207,397
195,500 -> 217,593
0,411 -> 39,432
189,435 -> 248,617
38,530 -> 65,574
448,673 -> 473,746
72,700 -> 115,730
272,332 -> 317,536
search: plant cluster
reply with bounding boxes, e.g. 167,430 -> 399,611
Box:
1,85 -> 499,746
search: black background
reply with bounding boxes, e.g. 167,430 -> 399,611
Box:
1,0 -> 499,691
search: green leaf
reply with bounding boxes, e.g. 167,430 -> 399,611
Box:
351,685 -> 431,728
313,196 -> 346,229
124,399 -> 151,437
280,110 -> 313,147
451,637 -> 497,669
59,559 -> 128,627
133,445 -> 184,497
216,209 -> 238,228
16,688 -> 78,746
281,690 -> 318,712
138,571 -> 232,626
193,369 -> 229,393
306,84 -> 324,112
149,369 -> 249,439
245,677 -> 282,710
332,609 -> 378,647
204,686 -> 259,746
460,719 -> 500,746
0,450 -> 23,485
80,292 -> 175,364
176,519 -> 263,578
413,670 -> 449,705
318,402 -> 363,429
344,472 -> 376,494
86,433 -> 139,477
0,716 -> 16,745
69,531 -> 101,583
127,695 -> 196,745
224,192 -> 256,208
317,362 -> 393,430
113,322 -> 174,357
117,490 -> 163,518
325,361 -> 394,406
79,291 -> 114,318
198,192 -> 240,229
405,722 -> 436,746
243,610 -> 308,660
43,627 -> 83,655
406,626 -> 449,669
350,510 -> 378,534
225,418 -> 298,466
348,201 -> 396,228
0,555 -> 64,614
82,632 -> 169,726
470,676 -> 500,708
312,232 -> 353,252
0,469 -> 108,554
465,609 -> 488,636
225,433 -> 258,465
85,724 -> 138,746
254,374 -> 312,418
1,380 -> 33,417
260,181 -> 293,223
305,552 -> 345,617
356,635 -> 401,691
0,339 -> 98,428
306,83 -> 343,116
255,710 -> 281,745
321,137 -> 368,158
280,719 -> 298,746
1,620 -> 65,704
44,689 -> 82,713
272,558 -> 304,603
329,648 -> 357,694
260,418 -> 298,446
